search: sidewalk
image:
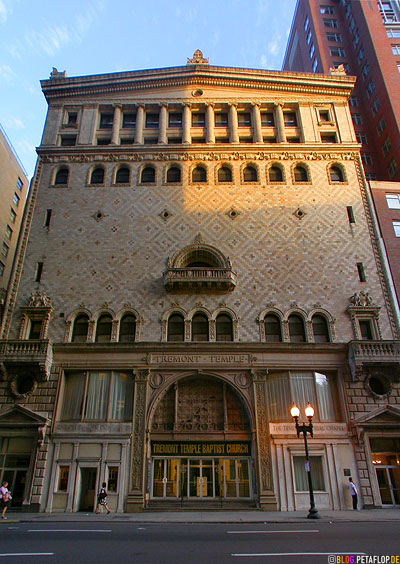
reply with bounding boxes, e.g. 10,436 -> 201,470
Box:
2,508 -> 400,524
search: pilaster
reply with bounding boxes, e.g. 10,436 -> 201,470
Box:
134,105 -> 144,144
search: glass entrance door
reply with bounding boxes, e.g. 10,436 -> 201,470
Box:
152,459 -> 180,498
376,467 -> 400,505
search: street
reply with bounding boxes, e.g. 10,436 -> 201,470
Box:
0,521 -> 399,564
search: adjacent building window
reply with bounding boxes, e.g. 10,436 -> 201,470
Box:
352,113 -> 363,125
309,43 -> 315,58
304,15 -> 309,31
312,58 -> 318,73
361,153 -> 373,166
371,97 -> 381,117
382,137 -> 392,157
323,18 -> 338,28
377,116 -> 386,135
0,261 -> 4,277
320,5 -> 334,14
327,33 -> 342,42
5,225 -> 12,240
61,371 -> 134,421
17,177 -> 23,191
1,243 -> 9,257
9,209 -> 16,224
392,44 -> 400,54
388,159 -> 398,179
366,79 -> 375,97
330,47 -> 346,57
386,194 -> 400,209
393,220 -> 400,237
13,193 -> 20,206
356,132 -> 367,144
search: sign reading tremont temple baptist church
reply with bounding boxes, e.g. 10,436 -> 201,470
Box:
151,442 -> 251,457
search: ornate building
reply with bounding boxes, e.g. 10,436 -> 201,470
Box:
0,52 -> 399,513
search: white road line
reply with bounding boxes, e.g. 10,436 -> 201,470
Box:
0,554 -> 54,557
232,552 -> 366,558
228,530 -> 319,534
28,529 -> 112,533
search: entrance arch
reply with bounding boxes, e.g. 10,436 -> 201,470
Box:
148,374 -> 254,502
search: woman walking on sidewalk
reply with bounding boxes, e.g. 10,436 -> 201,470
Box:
96,482 -> 111,514
0,481 -> 12,519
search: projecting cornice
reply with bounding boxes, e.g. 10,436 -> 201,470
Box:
41,64 -> 356,101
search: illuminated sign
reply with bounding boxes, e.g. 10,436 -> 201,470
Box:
151,441 -> 251,457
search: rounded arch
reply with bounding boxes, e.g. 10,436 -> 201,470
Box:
165,164 -> 182,183
307,307 -> 335,343
327,162 -> 347,184
88,166 -> 105,185
92,307 -> 115,322
285,308 -> 308,343
257,307 -> 284,343
267,162 -> 285,183
283,307 -> 308,323
115,307 -> 142,342
114,165 -> 131,184
53,166 -> 69,186
216,163 -> 233,183
161,307 -> 188,342
139,164 -> 156,184
65,308 -> 92,342
211,306 -> 238,322
191,163 -> 207,183
168,242 -> 231,269
187,307 -> 212,321
115,306 -> 142,323
292,162 -> 311,183
242,162 -> 259,183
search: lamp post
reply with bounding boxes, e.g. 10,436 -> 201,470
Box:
290,403 -> 321,519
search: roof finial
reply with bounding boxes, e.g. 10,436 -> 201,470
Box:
187,50 -> 209,65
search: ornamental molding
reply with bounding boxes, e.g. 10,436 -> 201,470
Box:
40,151 -> 358,164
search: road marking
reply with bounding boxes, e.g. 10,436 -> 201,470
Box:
232,552 -> 366,558
0,554 -> 54,558
28,529 -> 112,533
228,530 -> 319,534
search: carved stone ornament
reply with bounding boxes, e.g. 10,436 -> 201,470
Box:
9,374 -> 38,400
187,49 -> 209,65
28,289 -> 52,308
349,291 -> 374,307
330,64 -> 347,75
50,67 -> 67,79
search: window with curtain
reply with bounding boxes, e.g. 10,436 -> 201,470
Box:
61,371 -> 133,421
293,456 -> 325,491
266,371 -> 338,422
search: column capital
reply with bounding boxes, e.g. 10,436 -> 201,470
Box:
273,101 -> 284,108
206,102 -> 215,108
183,102 -> 192,109
113,103 -> 122,109
159,102 -> 168,108
229,102 -> 238,109
252,102 -> 261,108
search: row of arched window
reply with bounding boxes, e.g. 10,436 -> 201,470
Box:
52,162 -> 346,187
67,307 -> 333,344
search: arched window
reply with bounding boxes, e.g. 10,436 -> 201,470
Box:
312,314 -> 330,343
243,165 -> 258,182
192,313 -> 209,341
116,167 -> 130,184
95,314 -> 112,342
141,166 -> 155,183
90,167 -> 105,185
294,165 -> 308,182
72,314 -> 89,343
192,166 -> 207,183
264,314 -> 282,342
167,313 -> 184,342
288,314 -> 306,343
329,166 -> 344,183
119,314 -> 136,342
55,167 -> 69,185
218,166 -> 232,182
216,314 -> 233,342
268,166 -> 283,182
167,166 -> 181,183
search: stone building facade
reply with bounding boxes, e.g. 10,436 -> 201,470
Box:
0,53 -> 399,512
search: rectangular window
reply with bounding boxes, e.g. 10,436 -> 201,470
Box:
58,466 -> 70,492
321,133 -> 337,143
238,112 -> 251,127
304,15 -> 309,31
168,112 -> 182,127
327,33 -> 342,42
371,97 -> 381,117
107,467 -> 119,492
324,18 -> 338,28
215,137 -> 230,144
392,44 -> 400,54
365,172 -> 377,181
293,456 -> 325,491
261,112 -> 274,126
353,31 -> 360,48
347,206 -> 355,224
312,58 -> 318,72
29,320 -> 42,340
382,137 -> 392,157
387,29 -> 400,37
1,243 -> 9,257
357,46 -> 365,63
330,47 -> 346,57
61,371 -> 134,422
17,177 -> 23,191
13,193 -> 20,207
320,5 -> 334,14
145,113 -> 159,128
5,225 -> 12,240
143,137 -> 158,145
122,113 -> 136,128
307,29 -> 312,45
9,209 -> 16,224
35,262 -> 43,282
66,112 -> 77,126
393,220 -> 400,237
192,137 -> 206,143
120,137 -> 134,145
361,153 -> 373,166
318,109 -> 331,122
359,320 -> 373,340
60,136 -> 77,146
99,113 -> 113,128
191,112 -> 205,127
366,79 -> 375,97
0,261 -> 4,277
357,262 -> 366,282
386,194 -> 400,209
97,138 -> 111,146
309,43 -> 315,58
44,209 -> 52,228
352,113 -> 363,125
215,112 -> 228,127
356,132 -> 367,144
168,137 -> 182,144
284,112 -> 297,127
361,62 -> 370,79
388,159 -> 398,179
377,116 -> 386,136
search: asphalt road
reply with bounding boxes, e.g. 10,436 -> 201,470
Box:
0,521 -> 399,564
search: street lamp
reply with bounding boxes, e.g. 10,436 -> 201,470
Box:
290,403 -> 321,520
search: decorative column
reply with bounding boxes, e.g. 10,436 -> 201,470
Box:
158,104 -> 168,145
229,103 -> 239,143
252,369 -> 277,510
134,105 -> 145,144
274,103 -> 287,143
252,103 -> 263,144
126,369 -> 149,512
111,104 -> 121,145
182,104 -> 191,144
206,103 -> 215,144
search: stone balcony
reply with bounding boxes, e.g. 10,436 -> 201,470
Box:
348,340 -> 400,381
0,340 -> 53,381
163,267 -> 237,292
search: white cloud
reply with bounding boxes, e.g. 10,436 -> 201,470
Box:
27,25 -> 71,57
0,64 -> 13,81
3,115 -> 24,129
260,54 -> 267,67
0,0 -> 8,23
268,39 -> 280,56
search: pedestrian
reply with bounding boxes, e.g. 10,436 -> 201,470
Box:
95,482 -> 111,514
0,481 -> 12,520
349,477 -> 358,510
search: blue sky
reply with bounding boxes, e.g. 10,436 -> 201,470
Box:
0,0 -> 297,178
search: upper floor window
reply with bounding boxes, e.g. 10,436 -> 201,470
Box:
90,167 -> 105,185
1,243 -> 9,258
243,165 -> 258,182
145,113 -> 159,128
60,136 -> 76,146
359,320 -> 373,340
122,112 -> 136,128
99,113 -> 113,129
392,44 -> 400,54
192,113 -> 205,127
327,33 -> 342,42
261,112 -> 274,127
216,314 -> 233,342
330,47 -> 346,57
72,314 -> 89,343
312,58 -> 318,72
192,166 -> 207,183
166,166 -> 181,183
386,194 -> 400,209
115,166 -> 130,184
167,313 -> 184,342
388,159 -> 398,179
0,261 -> 4,277
268,165 -> 283,182
169,112 -> 182,127
238,112 -> 251,127
5,225 -> 12,240
141,166 -> 156,183
393,220 -> 400,237
9,209 -> 16,224
55,167 -> 69,185
323,18 -> 338,28
215,112 -> 228,127
294,165 -> 309,182
95,314 -> 113,343
119,314 -> 136,342
66,111 -> 77,126
352,113 -> 363,126
288,314 -> 306,342
366,79 -> 375,97
377,116 -> 386,135
192,313 -> 209,341
329,165 -> 344,182
17,177 -> 23,191
284,112 -> 297,127
13,193 -> 20,207
218,166 -> 232,182
320,5 -> 334,14
312,314 -> 330,343
382,137 -> 392,157
356,132 -> 367,144
361,153 -> 373,166
304,15 -> 309,31
349,96 -> 358,107
264,314 -> 282,342
371,97 -> 381,117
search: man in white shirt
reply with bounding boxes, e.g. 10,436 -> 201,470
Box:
349,477 -> 358,510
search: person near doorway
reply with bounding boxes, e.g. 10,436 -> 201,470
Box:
0,481 -> 12,519
349,477 -> 358,510
95,482 -> 110,514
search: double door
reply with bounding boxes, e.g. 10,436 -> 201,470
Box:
376,466 -> 400,505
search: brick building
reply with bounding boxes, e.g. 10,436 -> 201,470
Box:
0,53 -> 399,513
